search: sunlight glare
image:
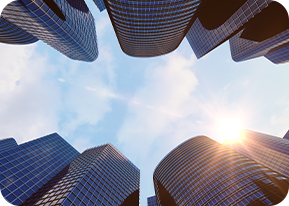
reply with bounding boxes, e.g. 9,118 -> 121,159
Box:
217,117 -> 244,144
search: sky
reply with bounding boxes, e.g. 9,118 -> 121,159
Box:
1,1 -> 289,206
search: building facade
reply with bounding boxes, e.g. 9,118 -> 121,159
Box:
186,0 -> 273,59
0,138 -> 18,151
154,136 -> 288,206
0,17 -> 38,45
1,0 -> 98,62
102,0 -> 205,57
147,195 -> 157,206
0,134 -> 140,206
223,129 -> 289,179
0,133 -> 80,205
229,2 -> 289,64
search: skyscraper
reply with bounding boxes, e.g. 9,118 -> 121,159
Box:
147,195 -> 157,206
223,129 -> 289,179
0,18 -> 38,44
0,138 -> 18,151
0,0 -> 98,62
186,0 -> 273,59
102,0 -> 205,57
0,134 -> 140,206
229,2 -> 289,64
0,133 -> 80,205
154,136 -> 288,206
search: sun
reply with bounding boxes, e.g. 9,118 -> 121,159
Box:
216,117 -> 244,144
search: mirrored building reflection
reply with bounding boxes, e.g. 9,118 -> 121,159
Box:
154,136 -> 288,206
0,0 -> 98,62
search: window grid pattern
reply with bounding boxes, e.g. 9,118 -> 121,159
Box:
93,0 -> 106,12
230,28 -> 289,63
103,0 -> 204,57
154,136 -> 288,206
0,133 -> 80,205
2,0 -> 98,62
0,17 -> 38,44
20,143 -> 140,206
186,0 -> 272,59
147,195 -> 157,206
283,130 -> 289,140
0,138 -> 18,151
224,129 -> 289,179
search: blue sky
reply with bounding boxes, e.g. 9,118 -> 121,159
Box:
1,1 -> 289,206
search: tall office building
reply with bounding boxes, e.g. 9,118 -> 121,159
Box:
0,133 -> 80,205
0,138 -> 18,151
223,129 -> 289,179
102,0 -> 205,57
186,0 -> 276,59
0,134 -> 140,206
0,18 -> 38,44
0,0 -> 98,62
147,195 -> 157,206
154,136 -> 288,206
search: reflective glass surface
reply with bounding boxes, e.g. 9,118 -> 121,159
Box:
154,136 -> 288,206
0,17 -> 38,44
147,195 -> 157,206
0,133 -> 80,205
186,0 -> 272,59
224,129 -> 289,179
20,143 -> 140,206
1,0 -> 98,62
103,0 -> 203,57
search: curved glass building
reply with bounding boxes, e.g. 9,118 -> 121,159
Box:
153,136 -> 288,206
1,0 -> 98,62
0,17 -> 38,44
102,0 -> 204,57
224,129 -> 289,179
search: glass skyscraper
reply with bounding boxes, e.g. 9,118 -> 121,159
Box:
0,17 -> 38,45
147,195 -> 157,206
154,135 -> 288,206
223,129 -> 289,179
186,0 -> 273,59
0,134 -> 140,206
229,2 -> 289,64
0,0 -> 98,62
102,0 -> 204,57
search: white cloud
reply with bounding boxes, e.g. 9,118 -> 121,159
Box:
0,43 -> 60,144
116,52 -> 198,161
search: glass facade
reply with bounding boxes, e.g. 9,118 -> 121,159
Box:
93,0 -> 106,12
186,0 -> 272,59
147,195 -> 157,206
0,17 -> 38,44
0,133 -> 80,205
0,138 -> 18,151
283,130 -> 289,140
103,0 -> 204,57
1,0 -> 98,62
224,129 -> 289,179
20,143 -> 140,206
229,2 -> 289,64
0,134 -> 140,206
154,136 -> 288,206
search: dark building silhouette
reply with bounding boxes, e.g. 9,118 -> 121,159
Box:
154,136 -> 288,206
224,129 -> 289,179
186,0 -> 289,64
0,134 -> 140,205
186,0 -> 272,59
147,195 -> 157,206
0,0 -> 98,62
102,0 -> 205,57
229,2 -> 289,64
